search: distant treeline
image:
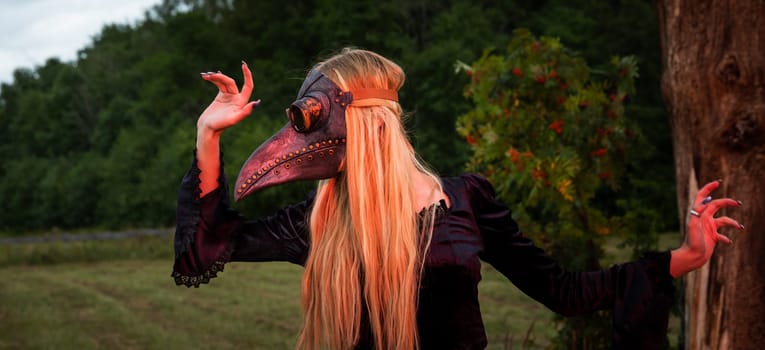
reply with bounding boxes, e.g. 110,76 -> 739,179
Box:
0,0 -> 675,233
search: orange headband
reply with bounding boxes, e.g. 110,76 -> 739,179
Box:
350,88 -> 399,105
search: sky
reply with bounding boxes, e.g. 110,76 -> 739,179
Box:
0,0 -> 158,84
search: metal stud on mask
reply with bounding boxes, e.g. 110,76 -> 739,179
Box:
234,69 -> 397,201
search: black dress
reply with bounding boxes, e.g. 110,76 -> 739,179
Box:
172,152 -> 674,349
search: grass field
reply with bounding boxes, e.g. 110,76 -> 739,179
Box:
0,233 -> 681,349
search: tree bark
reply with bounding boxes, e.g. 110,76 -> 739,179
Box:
656,1 -> 765,349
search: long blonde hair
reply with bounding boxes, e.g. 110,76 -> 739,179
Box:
298,49 -> 442,350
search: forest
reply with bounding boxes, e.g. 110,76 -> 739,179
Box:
6,0 -> 765,348
0,0 -> 674,236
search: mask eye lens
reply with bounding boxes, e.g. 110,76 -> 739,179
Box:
287,106 -> 308,132
288,97 -> 322,133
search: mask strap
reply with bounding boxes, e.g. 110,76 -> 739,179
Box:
350,88 -> 398,106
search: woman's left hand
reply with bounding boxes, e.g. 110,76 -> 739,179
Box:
670,180 -> 744,278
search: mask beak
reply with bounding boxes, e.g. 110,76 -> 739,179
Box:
234,122 -> 346,201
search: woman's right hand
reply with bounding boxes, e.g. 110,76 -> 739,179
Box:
195,61 -> 259,197
197,61 -> 260,134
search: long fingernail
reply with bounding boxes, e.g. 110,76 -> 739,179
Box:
242,60 -> 247,65
739,224 -> 745,229
737,200 -> 743,206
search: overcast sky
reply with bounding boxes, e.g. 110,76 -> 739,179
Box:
0,0 -> 158,84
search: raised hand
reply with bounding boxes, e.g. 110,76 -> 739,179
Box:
670,180 -> 744,277
197,61 -> 260,133
195,61 -> 260,197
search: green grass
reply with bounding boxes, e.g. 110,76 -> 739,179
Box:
0,233 -> 173,268
0,258 -> 305,349
0,233 -> 682,349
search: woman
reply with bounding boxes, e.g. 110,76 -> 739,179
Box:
172,49 -> 743,349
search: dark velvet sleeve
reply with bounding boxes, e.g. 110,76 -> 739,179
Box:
465,174 -> 675,349
172,151 -> 312,287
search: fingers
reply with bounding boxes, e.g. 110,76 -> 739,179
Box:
231,100 -> 261,124
711,215 -> 742,245
695,180 -> 722,207
200,71 -> 239,94
716,233 -> 733,245
241,100 -> 261,117
201,72 -> 229,93
687,180 -> 743,249
705,198 -> 742,215
715,216 -> 745,230
240,61 -> 254,98
216,73 -> 239,94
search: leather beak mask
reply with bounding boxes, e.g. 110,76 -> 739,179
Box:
234,69 -> 398,201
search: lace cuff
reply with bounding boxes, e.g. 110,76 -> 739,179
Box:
171,150 -> 240,287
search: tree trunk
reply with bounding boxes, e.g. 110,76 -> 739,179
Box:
656,1 -> 765,349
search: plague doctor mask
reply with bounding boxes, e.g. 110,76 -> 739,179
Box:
234,68 -> 399,201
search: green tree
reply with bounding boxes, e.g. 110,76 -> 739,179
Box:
0,0 -> 675,247
522,0 -> 677,236
457,29 -> 652,349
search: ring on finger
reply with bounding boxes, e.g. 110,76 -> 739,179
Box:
690,209 -> 701,217
702,196 -> 712,205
